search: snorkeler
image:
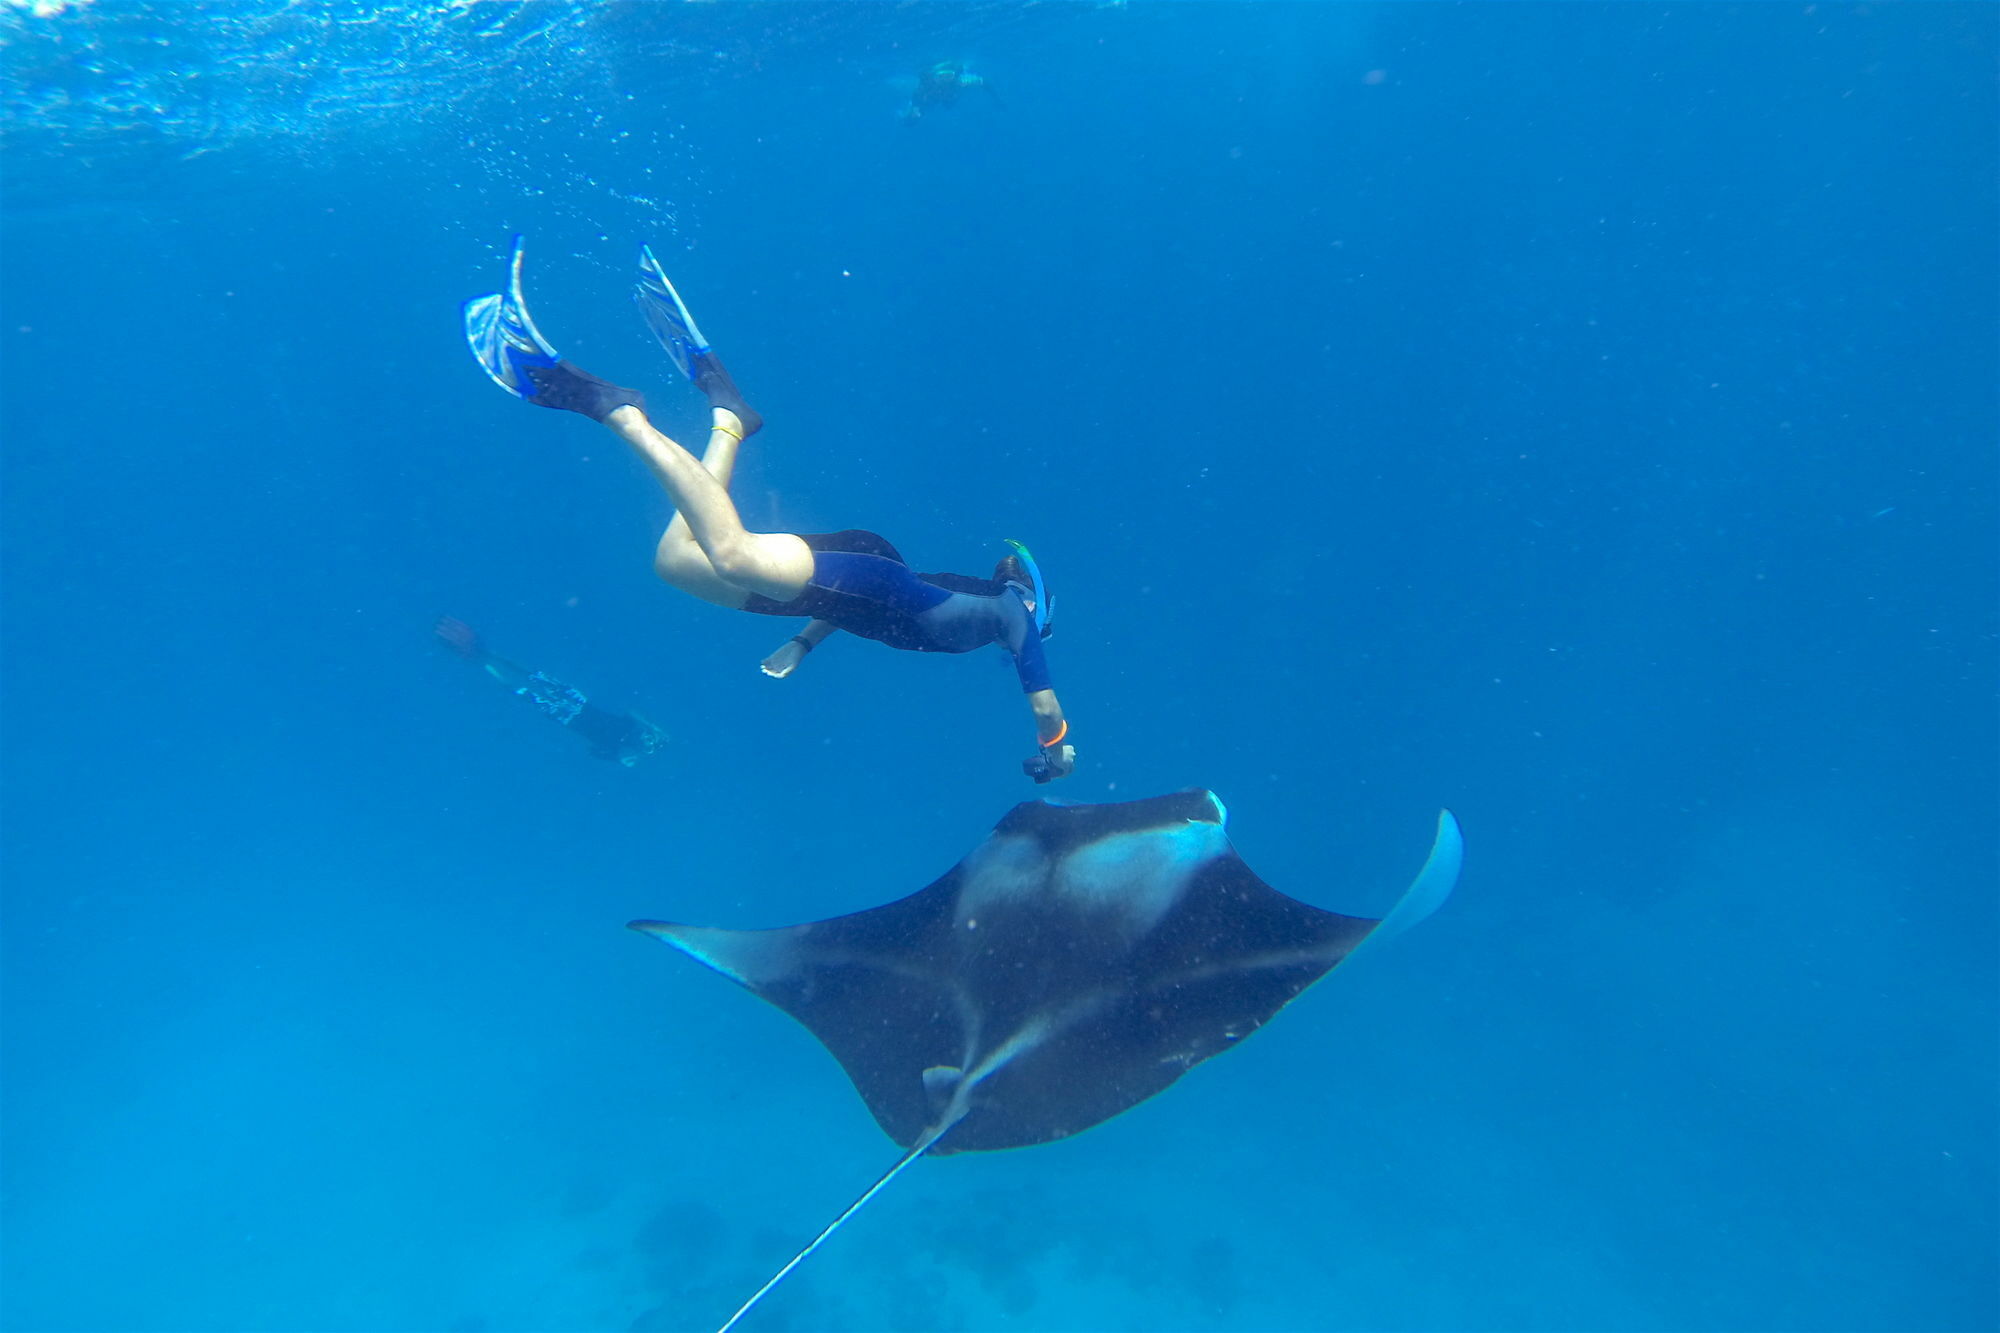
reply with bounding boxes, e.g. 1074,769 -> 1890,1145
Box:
434,615 -> 667,767
900,60 -> 1000,123
462,239 -> 1076,783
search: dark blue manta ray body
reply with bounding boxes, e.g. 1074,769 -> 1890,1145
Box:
632,789 -> 1462,1331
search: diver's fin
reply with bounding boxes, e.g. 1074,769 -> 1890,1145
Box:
463,235 -> 561,399
634,245 -> 713,383
633,246 -> 763,437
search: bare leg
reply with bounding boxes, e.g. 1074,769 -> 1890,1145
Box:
649,410 -> 756,608
648,412 -> 756,608
605,405 -> 813,605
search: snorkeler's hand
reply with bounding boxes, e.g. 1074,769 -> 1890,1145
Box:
760,638 -> 809,680
1022,743 -> 1076,784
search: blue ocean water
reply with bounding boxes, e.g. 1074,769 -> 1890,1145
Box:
2,3 -> 1994,1330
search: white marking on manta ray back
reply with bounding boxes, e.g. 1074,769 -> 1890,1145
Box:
951,992 -> 1111,1104
1050,819 -> 1229,936
966,1016 -> 1050,1089
953,833 -> 1052,922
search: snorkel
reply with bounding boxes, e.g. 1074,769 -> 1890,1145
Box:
1001,538 -> 1054,640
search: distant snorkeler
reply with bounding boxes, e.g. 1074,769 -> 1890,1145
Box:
900,59 -> 1002,123
434,615 -> 666,767
461,239 -> 1076,784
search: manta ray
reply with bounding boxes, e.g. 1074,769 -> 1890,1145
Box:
633,789 -> 1462,1330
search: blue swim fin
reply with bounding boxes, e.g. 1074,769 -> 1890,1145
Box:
634,244 -> 714,384
634,246 -> 763,436
463,235 -> 560,399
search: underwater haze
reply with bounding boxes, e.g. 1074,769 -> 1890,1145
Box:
2,3 -> 1994,1331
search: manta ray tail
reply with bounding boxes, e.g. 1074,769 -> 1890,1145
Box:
714,1117 -> 957,1333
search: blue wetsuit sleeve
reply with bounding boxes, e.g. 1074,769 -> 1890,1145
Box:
1010,620 -> 1053,694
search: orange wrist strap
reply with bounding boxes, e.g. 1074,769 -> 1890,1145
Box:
1040,719 -> 1068,749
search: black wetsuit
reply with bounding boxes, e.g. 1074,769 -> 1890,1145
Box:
569,701 -> 648,761
740,531 -> 1053,693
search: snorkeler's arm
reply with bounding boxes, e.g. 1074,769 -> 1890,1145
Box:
1029,689 -> 1067,748
1024,689 -> 1075,783
1008,625 -> 1071,779
761,619 -> 839,679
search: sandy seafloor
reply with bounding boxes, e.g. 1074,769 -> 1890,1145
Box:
2,4 -> 1995,1332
